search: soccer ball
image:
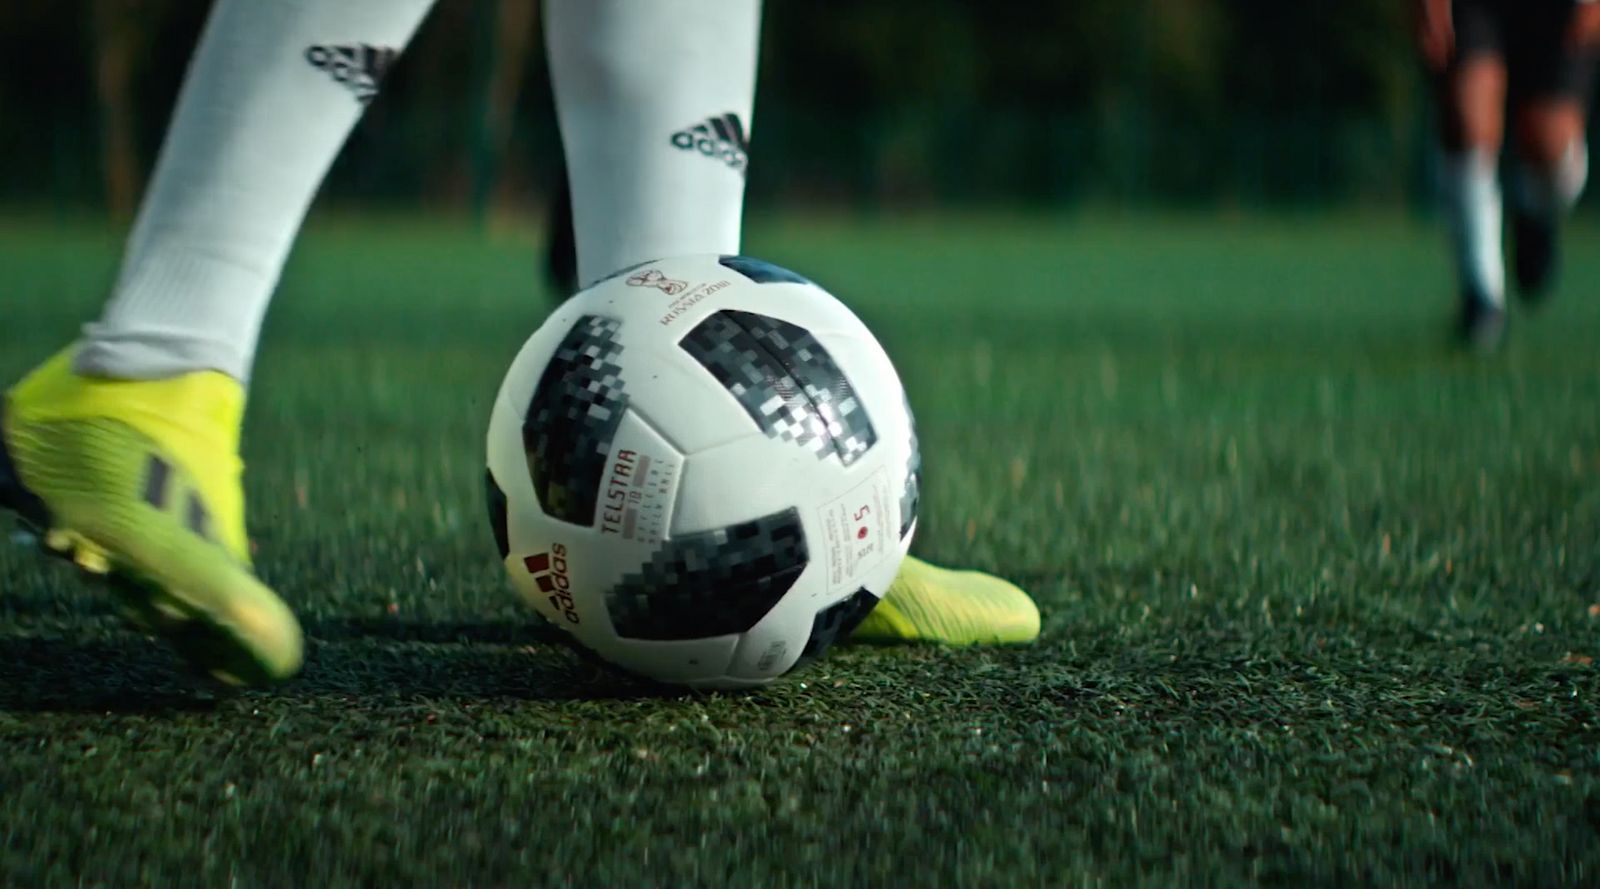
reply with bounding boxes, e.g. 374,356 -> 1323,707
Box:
485,255 -> 920,689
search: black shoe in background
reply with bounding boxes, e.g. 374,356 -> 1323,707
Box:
1512,207 -> 1559,306
1456,287 -> 1507,353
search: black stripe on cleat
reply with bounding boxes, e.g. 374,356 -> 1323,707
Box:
186,492 -> 210,540
0,406 -> 49,529
143,455 -> 172,508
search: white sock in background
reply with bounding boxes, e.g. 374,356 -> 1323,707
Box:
76,0 -> 439,383
1440,148 -> 1505,307
546,0 -> 762,287
1514,138 -> 1589,219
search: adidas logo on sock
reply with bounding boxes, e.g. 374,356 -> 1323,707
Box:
305,44 -> 398,106
670,113 -> 749,175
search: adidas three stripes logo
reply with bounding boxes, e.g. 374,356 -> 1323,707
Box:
142,455 -> 215,542
305,43 -> 398,106
670,113 -> 749,175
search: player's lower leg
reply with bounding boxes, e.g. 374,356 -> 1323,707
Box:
1441,148 -> 1508,350
545,0 -> 759,288
1436,56 -> 1508,351
543,168 -> 579,298
1510,105 -> 1590,303
544,0 -> 1039,646
4,0 -> 437,684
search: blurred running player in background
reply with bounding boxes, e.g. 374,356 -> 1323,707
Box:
1417,0 -> 1600,349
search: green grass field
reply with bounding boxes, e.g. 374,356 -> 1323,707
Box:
2,212 -> 1599,886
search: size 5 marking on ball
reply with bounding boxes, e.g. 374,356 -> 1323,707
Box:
820,467 -> 894,593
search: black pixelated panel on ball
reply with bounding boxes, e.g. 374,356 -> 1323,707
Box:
485,470 -> 511,559
679,310 -> 876,465
899,394 -> 920,539
522,315 -> 628,526
606,507 -> 809,640
794,587 -> 880,671
718,255 -> 812,285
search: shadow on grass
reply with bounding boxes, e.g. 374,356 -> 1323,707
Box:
294,616 -> 682,703
0,618 -> 684,714
0,635 -> 224,714
301,615 -> 566,646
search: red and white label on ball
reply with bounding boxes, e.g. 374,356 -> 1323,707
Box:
820,467 -> 894,594
598,412 -> 684,546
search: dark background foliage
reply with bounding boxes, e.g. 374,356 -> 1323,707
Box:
0,1 -> 1435,214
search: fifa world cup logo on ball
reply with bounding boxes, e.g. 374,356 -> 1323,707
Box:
626,268 -> 688,296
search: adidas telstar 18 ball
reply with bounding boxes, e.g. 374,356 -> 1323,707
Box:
486,255 -> 919,689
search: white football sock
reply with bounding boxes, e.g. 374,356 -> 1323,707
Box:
545,0 -> 761,288
1515,139 -> 1589,218
76,0 -> 438,382
1440,148 -> 1505,307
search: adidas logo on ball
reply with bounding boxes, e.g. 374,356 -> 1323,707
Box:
524,545 -> 580,624
669,113 -> 749,174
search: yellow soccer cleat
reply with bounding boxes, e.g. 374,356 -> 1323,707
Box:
851,555 -> 1041,645
1,348 -> 302,685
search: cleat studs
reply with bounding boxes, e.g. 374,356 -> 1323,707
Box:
74,547 -> 111,575
210,669 -> 245,688
44,529 -> 72,553
71,540 -> 112,575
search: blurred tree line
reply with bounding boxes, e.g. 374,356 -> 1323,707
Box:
0,0 -> 1430,216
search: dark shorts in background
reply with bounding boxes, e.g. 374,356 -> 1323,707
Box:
1453,0 -> 1598,101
